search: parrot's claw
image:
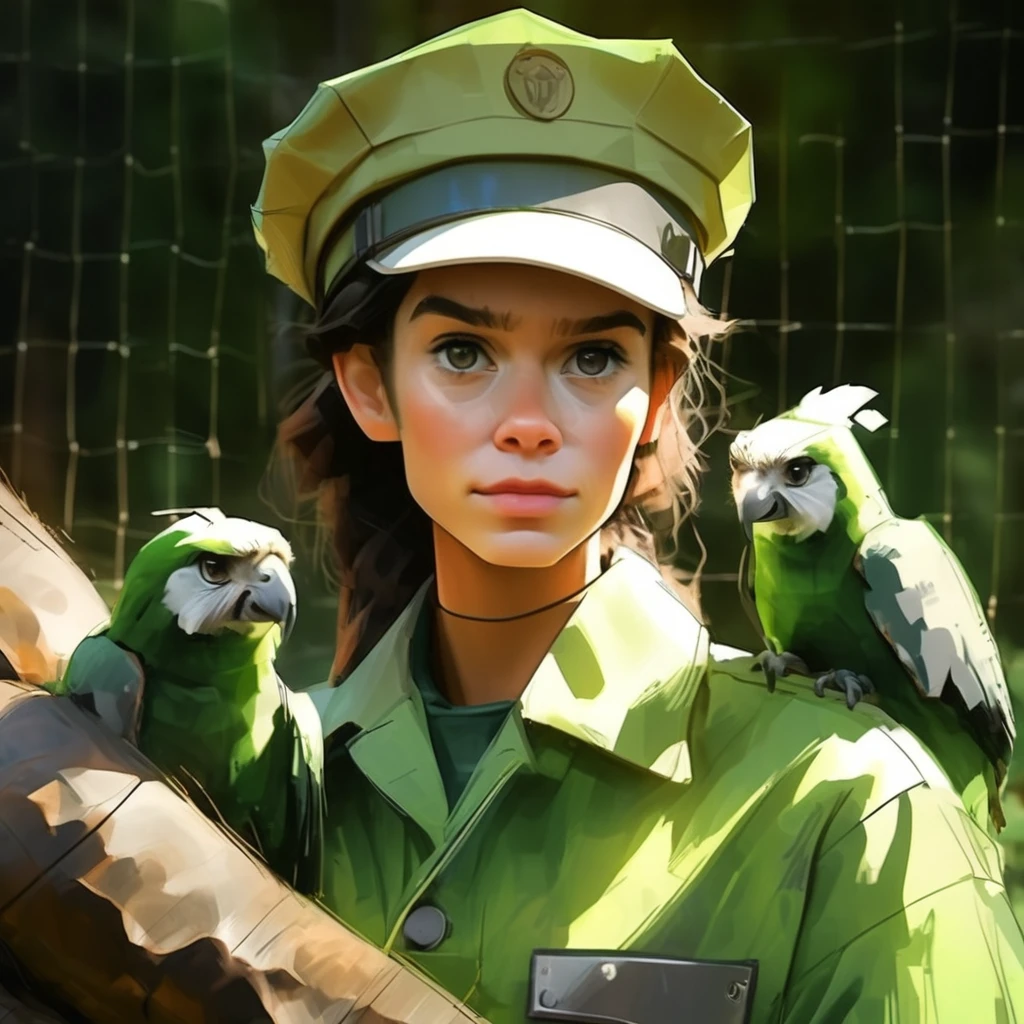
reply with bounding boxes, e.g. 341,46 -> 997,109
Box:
814,669 -> 875,710
754,650 -> 809,694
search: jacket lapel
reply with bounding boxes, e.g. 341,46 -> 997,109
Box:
312,585 -> 450,847
521,549 -> 708,783
311,549 -> 709,849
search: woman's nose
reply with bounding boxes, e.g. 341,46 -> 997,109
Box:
491,367 -> 563,455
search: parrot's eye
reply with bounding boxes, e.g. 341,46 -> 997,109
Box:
198,554 -> 231,585
783,457 -> 816,487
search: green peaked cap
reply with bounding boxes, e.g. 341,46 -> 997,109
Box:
252,8 -> 755,307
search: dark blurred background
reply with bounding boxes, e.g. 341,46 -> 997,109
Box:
1,0 -> 1023,891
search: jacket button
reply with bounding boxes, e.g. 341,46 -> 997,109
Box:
402,904 -> 449,951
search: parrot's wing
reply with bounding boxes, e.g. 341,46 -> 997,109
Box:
279,677 -> 325,896
56,634 -> 145,745
855,517 -> 1015,769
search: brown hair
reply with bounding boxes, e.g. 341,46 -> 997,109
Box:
261,268 -> 731,683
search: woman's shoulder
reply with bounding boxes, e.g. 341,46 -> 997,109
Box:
707,645 -> 904,741
701,648 -> 967,837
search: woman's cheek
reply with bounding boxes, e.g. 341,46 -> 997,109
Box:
612,383 -> 652,445
595,407 -> 644,472
399,394 -> 471,517
590,414 -> 646,518
404,387 -> 468,453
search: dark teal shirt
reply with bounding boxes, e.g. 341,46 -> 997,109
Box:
409,600 -> 515,811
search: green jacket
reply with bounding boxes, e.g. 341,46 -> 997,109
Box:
311,549 -> 1024,1023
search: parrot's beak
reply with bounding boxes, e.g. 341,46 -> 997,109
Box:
740,488 -> 791,540
244,565 -> 297,640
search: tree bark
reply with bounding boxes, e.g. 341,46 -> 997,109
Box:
0,678 -> 486,1024
0,470 -> 110,686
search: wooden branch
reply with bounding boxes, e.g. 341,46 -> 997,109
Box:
0,471 -> 110,685
0,680 -> 486,1024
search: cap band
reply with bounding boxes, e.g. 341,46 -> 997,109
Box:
318,160 -> 704,305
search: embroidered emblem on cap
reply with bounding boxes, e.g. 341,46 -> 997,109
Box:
504,49 -> 574,121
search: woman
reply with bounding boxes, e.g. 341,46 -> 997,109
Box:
257,10 -> 1024,1024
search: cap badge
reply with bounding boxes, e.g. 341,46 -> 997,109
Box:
504,49 -> 574,121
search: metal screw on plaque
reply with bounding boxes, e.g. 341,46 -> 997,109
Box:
727,980 -> 747,1001
539,990 -> 559,1009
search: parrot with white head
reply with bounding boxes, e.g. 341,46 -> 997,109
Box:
730,385 -> 1014,832
50,509 -> 324,893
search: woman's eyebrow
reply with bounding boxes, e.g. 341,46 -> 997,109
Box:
555,311 -> 648,337
408,295 -> 518,330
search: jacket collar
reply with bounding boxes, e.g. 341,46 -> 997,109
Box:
311,549 -> 708,844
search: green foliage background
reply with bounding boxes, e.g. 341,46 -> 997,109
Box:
1,0 -> 1023,905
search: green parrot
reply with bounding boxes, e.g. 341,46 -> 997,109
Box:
49,509 -> 324,894
729,384 -> 1015,833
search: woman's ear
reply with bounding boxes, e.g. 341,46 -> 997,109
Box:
638,348 -> 685,447
331,347 -> 400,442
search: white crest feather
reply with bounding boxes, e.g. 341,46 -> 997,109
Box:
795,385 -> 879,427
151,506 -> 226,523
853,408 -> 888,432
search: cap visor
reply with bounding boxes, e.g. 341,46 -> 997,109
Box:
366,210 -> 687,318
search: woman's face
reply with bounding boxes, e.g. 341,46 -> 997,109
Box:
350,263 -> 658,568
395,264 -> 659,569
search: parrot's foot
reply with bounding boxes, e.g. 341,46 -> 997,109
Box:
754,650 -> 809,694
813,669 -> 875,710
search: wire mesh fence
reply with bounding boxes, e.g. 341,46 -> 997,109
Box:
2,0 -> 1023,888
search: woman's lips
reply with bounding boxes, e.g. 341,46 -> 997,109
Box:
475,492 -> 569,516
472,479 -> 577,517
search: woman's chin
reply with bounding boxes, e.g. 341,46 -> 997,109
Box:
463,530 -> 583,570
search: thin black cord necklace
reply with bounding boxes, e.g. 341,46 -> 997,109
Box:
432,577 -> 597,623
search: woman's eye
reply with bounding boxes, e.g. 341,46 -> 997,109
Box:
565,345 -> 623,378
783,457 -> 816,486
199,555 -> 230,585
435,340 -> 489,373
